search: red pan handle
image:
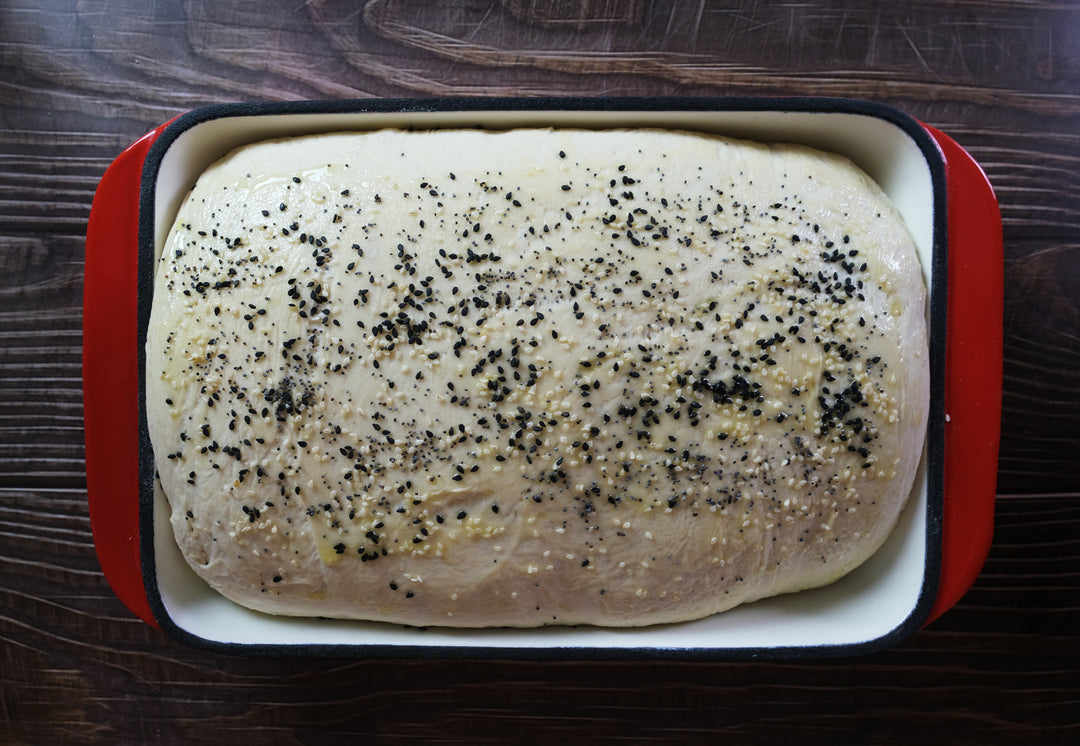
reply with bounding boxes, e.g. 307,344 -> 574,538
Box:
84,123 -> 172,628
921,125 -> 1002,624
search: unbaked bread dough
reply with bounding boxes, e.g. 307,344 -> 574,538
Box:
145,129 -> 929,627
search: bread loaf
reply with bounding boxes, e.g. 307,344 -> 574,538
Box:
145,128 -> 929,627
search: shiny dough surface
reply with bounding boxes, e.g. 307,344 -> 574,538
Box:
146,129 -> 929,627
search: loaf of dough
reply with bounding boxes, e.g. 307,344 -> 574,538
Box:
145,128 -> 929,627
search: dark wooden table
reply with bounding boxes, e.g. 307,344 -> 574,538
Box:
2,1 -> 1078,743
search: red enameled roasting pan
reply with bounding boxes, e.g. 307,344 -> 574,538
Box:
84,98 -> 1002,658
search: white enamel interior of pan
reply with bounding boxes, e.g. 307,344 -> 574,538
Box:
150,107 -> 934,651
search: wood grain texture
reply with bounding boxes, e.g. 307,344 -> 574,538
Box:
1,0 -> 1078,742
